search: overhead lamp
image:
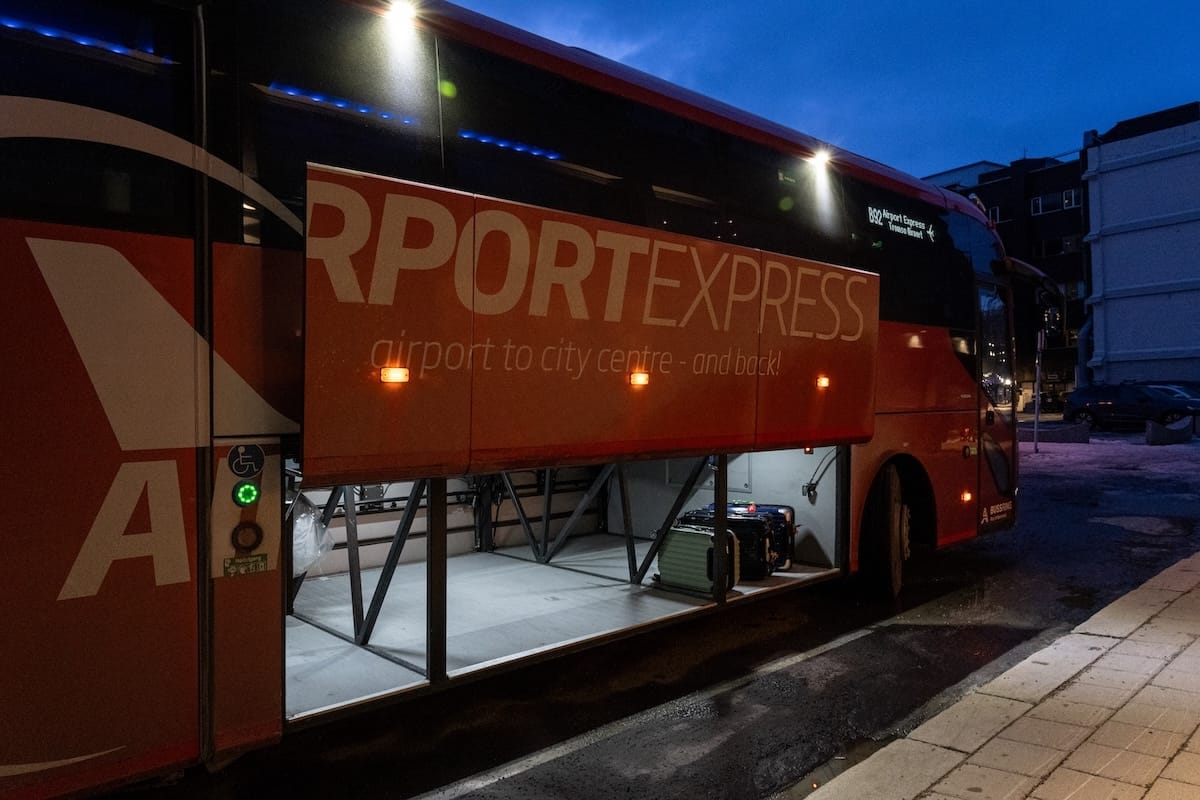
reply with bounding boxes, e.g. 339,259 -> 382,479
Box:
381,367 -> 410,383
816,375 -> 831,389
629,372 -> 650,387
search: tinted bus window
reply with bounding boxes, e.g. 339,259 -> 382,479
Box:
438,39 -> 852,266
0,0 -> 194,234
234,0 -> 442,246
437,41 -> 649,226
841,177 -> 973,329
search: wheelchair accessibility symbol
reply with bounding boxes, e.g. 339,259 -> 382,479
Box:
228,444 -> 265,479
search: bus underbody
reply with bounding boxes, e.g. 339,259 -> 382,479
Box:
285,447 -> 847,721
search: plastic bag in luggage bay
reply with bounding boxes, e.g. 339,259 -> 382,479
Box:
292,493 -> 333,576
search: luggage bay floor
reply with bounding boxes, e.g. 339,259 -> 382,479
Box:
286,533 -> 835,719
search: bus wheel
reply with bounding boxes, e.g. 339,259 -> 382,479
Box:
863,464 -> 910,598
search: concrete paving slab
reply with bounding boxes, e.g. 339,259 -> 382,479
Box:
802,739 -> 963,800
1054,680 -> 1142,709
909,694 -> 1031,753
966,736 -> 1067,777
1127,621 -> 1198,647
1028,698 -> 1113,728
929,762 -> 1037,800
1144,777 -> 1200,799
1095,652 -> 1171,676
1111,703 -> 1200,736
1064,741 -> 1168,786
1159,750 -> 1200,786
998,716 -> 1094,750
978,634 -> 1114,703
1076,665 -> 1153,692
1074,589 -> 1183,637
1152,666 -> 1200,694
1133,685 -> 1200,714
1030,767 -> 1146,800
1089,719 -> 1189,758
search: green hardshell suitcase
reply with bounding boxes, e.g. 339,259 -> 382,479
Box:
655,524 -> 740,594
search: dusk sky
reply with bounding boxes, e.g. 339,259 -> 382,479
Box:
450,0 -> 1198,180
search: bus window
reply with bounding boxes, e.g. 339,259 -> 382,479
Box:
842,177 -> 973,329
437,40 -> 652,226
233,0 -> 442,247
979,284 -> 1015,415
0,0 -> 194,235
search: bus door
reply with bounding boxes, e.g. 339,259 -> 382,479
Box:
977,283 -> 1017,531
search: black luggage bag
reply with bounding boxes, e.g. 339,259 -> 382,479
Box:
704,502 -> 796,571
678,508 -> 775,580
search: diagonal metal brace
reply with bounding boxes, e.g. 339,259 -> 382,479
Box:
500,471 -> 544,561
544,463 -> 616,563
357,479 -> 428,646
633,456 -> 708,585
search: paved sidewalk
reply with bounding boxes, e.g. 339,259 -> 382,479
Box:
784,551 -> 1200,800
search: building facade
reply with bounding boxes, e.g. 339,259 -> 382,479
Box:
1081,102 -> 1200,384
927,158 -> 1087,406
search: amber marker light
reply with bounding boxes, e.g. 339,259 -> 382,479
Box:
629,371 -> 650,386
816,375 -> 831,389
961,490 -> 973,503
380,367 -> 410,383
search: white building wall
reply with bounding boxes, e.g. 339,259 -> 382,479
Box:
1084,118 -> 1200,383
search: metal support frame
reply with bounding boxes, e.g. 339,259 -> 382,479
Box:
500,471 -> 545,560
711,455 -> 728,604
331,487 -> 365,636
541,468 -> 555,557
617,465 -> 637,582
632,456 -> 708,585
497,466 -> 614,564
427,477 -> 447,684
544,464 -> 615,563
356,479 -> 428,645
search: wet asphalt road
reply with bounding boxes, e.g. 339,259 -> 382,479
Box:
138,429 -> 1200,800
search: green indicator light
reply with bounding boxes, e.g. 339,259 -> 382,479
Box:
233,480 -> 260,507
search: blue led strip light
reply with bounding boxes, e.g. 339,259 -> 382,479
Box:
0,15 -> 175,64
459,129 -> 561,161
263,83 -> 418,126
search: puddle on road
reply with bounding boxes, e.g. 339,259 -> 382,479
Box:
1056,584 -> 1099,610
789,737 -> 892,797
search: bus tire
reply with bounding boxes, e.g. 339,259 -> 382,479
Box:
862,464 -> 910,598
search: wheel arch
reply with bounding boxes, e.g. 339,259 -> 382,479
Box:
889,454 -> 937,553
857,453 -> 938,566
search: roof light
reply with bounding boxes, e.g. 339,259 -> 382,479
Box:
386,1 -> 418,24
809,149 -> 832,169
629,372 -> 650,387
961,490 -> 973,503
816,375 -> 831,389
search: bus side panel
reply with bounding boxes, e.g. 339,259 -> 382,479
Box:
0,220 -> 201,796
209,441 -> 284,756
848,320 -> 980,570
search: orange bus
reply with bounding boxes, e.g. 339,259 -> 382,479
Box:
0,1 -> 1016,796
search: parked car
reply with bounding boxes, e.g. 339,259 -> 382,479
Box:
1146,383 -> 1200,402
1036,391 -> 1064,413
1062,383 -> 1200,429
